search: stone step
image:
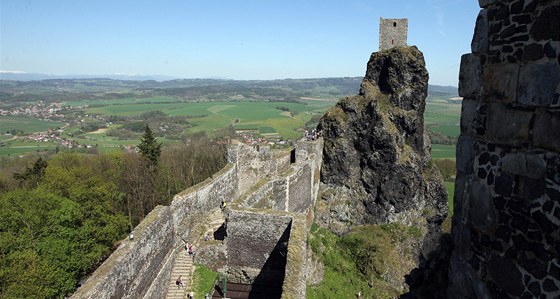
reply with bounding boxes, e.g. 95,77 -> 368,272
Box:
166,208 -> 224,299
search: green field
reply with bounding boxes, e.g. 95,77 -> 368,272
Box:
431,144 -> 456,160
0,116 -> 65,134
425,98 -> 461,138
63,96 -> 181,107
0,140 -> 59,156
86,101 -> 330,140
0,146 -> 53,156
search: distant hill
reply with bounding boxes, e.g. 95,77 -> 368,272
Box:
0,71 -> 180,82
428,85 -> 458,97
0,75 -> 457,105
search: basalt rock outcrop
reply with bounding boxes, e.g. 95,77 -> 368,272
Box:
316,46 -> 448,243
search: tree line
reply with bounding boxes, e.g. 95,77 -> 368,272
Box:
0,126 -> 227,298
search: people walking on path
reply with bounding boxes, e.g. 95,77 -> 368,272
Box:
176,275 -> 184,289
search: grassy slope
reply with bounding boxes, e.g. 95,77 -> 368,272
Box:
191,264 -> 218,298
307,223 -> 423,299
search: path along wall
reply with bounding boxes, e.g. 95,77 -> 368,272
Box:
449,0 -> 560,298
71,163 -> 238,299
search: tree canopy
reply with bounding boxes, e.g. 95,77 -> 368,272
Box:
138,124 -> 162,167
0,134 -> 226,298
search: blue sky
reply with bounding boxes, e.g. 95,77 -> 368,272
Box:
1,0 -> 480,86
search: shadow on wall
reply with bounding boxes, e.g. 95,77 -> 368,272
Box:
213,221 -> 291,299
401,232 -> 452,299
213,223 -> 227,241
248,221 -> 291,299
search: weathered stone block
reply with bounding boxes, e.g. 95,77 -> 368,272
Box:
488,254 -> 525,296
472,10 -> 489,53
459,54 -> 482,99
510,0 -> 524,15
482,63 -> 519,103
478,0 -> 499,8
468,179 -> 496,231
543,42 -> 557,58
530,4 -> 560,41
460,99 -> 481,136
456,136 -> 475,174
543,279 -> 559,292
495,172 -> 514,197
534,111 -> 560,153
485,103 -> 533,146
518,60 -> 560,107
523,43 -> 544,61
495,4 -> 510,21
501,153 -> 547,179
500,24 -> 517,38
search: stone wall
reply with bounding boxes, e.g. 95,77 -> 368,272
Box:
281,215 -> 309,299
225,209 -> 293,284
449,0 -> 560,298
71,163 -> 238,299
234,140 -> 323,214
287,163 -> 313,213
234,144 -> 291,194
379,17 -> 408,51
171,163 -> 238,237
71,206 -> 175,299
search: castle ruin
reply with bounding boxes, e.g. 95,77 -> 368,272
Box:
71,140 -> 323,299
379,17 -> 408,51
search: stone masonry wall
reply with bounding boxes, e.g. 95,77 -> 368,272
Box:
449,0 -> 560,298
234,140 -> 323,213
379,17 -> 408,51
71,163 -> 238,299
71,206 -> 175,299
288,163 -> 313,213
235,144 -> 291,194
226,209 -> 292,284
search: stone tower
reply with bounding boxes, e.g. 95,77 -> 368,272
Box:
379,17 -> 408,51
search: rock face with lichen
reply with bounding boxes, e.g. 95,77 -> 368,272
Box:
316,46 -> 448,241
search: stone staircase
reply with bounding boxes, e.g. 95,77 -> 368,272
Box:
165,208 -> 226,299
166,248 -> 193,299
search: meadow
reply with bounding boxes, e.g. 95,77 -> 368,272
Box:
425,97 -> 461,138
0,116 -> 64,134
431,144 -> 456,160
63,96 -> 182,107
86,99 -> 335,140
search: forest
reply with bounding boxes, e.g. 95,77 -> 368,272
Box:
0,127 -> 227,298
